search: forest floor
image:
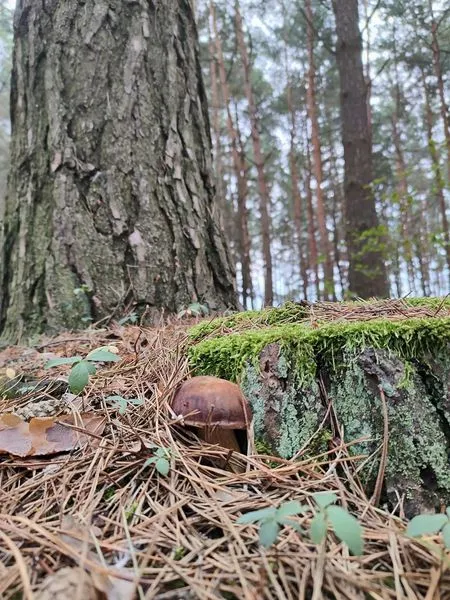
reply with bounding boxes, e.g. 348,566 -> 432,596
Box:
0,304 -> 449,599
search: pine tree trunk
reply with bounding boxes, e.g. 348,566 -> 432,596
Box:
305,0 -> 335,301
415,198 -> 431,296
429,1 -> 450,185
392,110 -> 415,293
235,109 -> 255,309
208,9 -> 232,249
361,0 -> 372,145
212,3 -> 253,309
234,0 -> 273,306
305,137 -> 320,300
324,99 -> 347,296
422,70 -> 450,288
332,0 -> 389,298
391,34 -> 416,294
0,0 -> 237,340
284,62 -> 308,299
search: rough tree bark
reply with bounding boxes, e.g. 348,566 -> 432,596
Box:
332,0 -> 389,298
0,0 -> 237,341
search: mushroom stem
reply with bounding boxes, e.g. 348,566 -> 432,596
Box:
201,427 -> 241,453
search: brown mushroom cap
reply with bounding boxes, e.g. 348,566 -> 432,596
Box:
172,376 -> 252,429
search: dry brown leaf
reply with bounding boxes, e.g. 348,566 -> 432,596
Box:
35,567 -> 100,600
0,413 -> 106,457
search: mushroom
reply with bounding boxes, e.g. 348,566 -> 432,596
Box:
171,376 -> 253,465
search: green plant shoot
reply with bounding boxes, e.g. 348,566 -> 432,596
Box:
45,346 -> 120,394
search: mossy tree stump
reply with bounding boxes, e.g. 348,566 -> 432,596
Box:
188,299 -> 450,517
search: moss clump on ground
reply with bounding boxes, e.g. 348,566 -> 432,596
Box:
188,301 -> 309,343
189,297 -> 450,344
189,316 -> 450,384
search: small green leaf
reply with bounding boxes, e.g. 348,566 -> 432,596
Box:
278,518 -> 304,534
156,447 -> 170,458
106,395 -> 142,414
327,505 -> 364,555
144,457 -> 157,467
86,349 -> 121,363
277,501 -> 308,518
45,356 -> 82,368
406,514 -> 448,538
118,400 -> 128,414
68,361 -> 91,394
442,523 -> 450,550
86,362 -> 97,375
155,458 -> 170,476
237,507 -> 277,525
313,492 -> 338,509
310,512 -> 327,545
129,398 -> 144,406
259,519 -> 280,548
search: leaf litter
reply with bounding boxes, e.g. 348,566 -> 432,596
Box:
0,312 -> 449,598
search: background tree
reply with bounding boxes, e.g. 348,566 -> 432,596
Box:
0,0 -> 237,341
332,0 -> 389,298
1,1 -> 449,310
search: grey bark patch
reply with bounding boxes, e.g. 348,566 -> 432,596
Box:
241,343 -> 324,458
330,348 -> 450,516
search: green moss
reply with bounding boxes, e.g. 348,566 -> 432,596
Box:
188,302 -> 309,342
402,297 -> 450,309
254,439 -> 273,455
189,297 -> 450,345
189,316 -> 450,383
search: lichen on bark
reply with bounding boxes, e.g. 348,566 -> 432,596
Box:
240,343 -> 323,458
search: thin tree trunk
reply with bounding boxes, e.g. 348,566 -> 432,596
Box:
391,30 -> 415,293
212,3 -> 253,309
332,0 -> 389,298
234,104 -> 255,308
422,70 -> 450,289
324,101 -> 346,295
415,198 -> 431,296
289,123 -> 309,301
282,44 -> 308,299
305,136 -> 320,300
0,0 -> 237,340
234,0 -> 273,306
362,0 -> 372,144
428,0 -> 450,184
305,0 -> 335,301
208,10 -> 231,242
392,107 -> 415,292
